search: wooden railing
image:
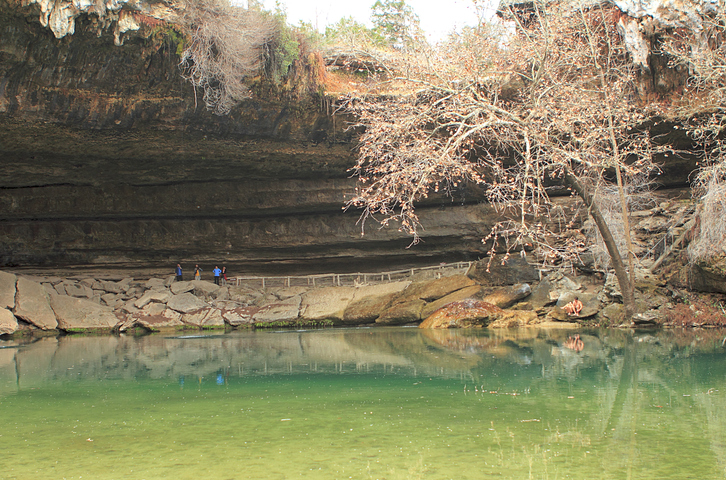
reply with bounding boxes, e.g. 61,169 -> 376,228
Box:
228,261 -> 474,289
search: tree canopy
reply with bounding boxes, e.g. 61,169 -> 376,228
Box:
339,1 -> 677,317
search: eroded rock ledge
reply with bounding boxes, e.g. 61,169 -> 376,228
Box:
0,249 -> 717,337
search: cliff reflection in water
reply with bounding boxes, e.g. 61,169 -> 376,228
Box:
1,327 -> 725,389
3,327 -> 726,479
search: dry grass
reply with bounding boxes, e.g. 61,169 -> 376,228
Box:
689,163 -> 726,263
666,293 -> 726,327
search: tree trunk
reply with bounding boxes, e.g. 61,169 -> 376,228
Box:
564,170 -> 636,320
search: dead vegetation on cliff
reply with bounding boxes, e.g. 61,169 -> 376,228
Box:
174,0 -> 274,115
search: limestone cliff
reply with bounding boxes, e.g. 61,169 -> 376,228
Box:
0,0 -> 495,273
0,0 -> 708,275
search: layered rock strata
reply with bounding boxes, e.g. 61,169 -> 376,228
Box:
0,0 -> 702,273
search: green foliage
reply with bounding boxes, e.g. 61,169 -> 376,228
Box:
325,16 -> 379,42
149,25 -> 187,57
370,0 -> 421,48
264,1 -> 300,83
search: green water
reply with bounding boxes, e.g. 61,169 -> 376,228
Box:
1,328 -> 725,479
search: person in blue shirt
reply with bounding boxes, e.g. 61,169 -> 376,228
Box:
175,264 -> 183,282
213,265 -> 222,285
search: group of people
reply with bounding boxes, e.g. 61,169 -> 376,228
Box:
175,264 -> 229,285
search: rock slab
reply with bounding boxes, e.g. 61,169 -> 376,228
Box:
50,295 -> 119,330
0,271 -> 16,310
0,308 -> 18,335
15,277 -> 57,330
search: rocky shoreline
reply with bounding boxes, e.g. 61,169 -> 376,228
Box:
0,255 -> 704,337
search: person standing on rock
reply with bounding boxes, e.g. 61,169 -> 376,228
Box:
175,264 -> 183,282
221,266 -> 228,286
194,264 -> 203,281
213,265 -> 222,285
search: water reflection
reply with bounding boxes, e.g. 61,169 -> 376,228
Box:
1,327 -> 725,388
1,328 -> 726,479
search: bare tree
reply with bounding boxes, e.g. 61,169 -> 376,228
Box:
340,2 -> 666,318
175,0 -> 275,115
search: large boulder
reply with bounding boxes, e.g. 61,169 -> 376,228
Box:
598,303 -> 626,325
228,285 -> 264,304
14,277 -> 57,330
220,306 -> 258,326
376,299 -> 426,325
145,278 -> 168,291
134,309 -> 184,331
688,256 -> 726,294
49,294 -> 119,331
134,290 -> 172,309
170,281 -> 195,295
420,285 -> 482,319
466,256 -> 538,286
167,293 -> 207,314
420,300 -> 503,328
142,302 -> 167,316
547,292 -> 601,321
182,308 -> 226,328
527,279 -> 555,309
274,286 -> 311,300
487,310 -> 540,328
351,281 -> 411,302
343,292 -> 398,325
0,271 -> 16,309
64,283 -> 93,298
481,283 -> 532,309
101,280 -> 126,294
253,296 -> 302,324
0,308 -> 18,335
192,280 -> 223,301
416,275 -> 477,301
341,282 -> 411,324
100,292 -> 121,307
300,287 -> 356,323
